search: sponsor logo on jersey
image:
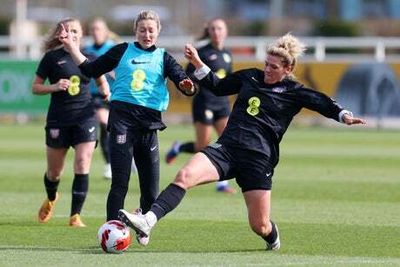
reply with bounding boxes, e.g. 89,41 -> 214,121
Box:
215,69 -> 226,78
208,54 -> 217,61
131,59 -> 151,64
223,53 -> 231,63
251,76 -> 260,84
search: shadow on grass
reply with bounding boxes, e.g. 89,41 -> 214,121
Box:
0,245 -> 265,254
0,245 -> 101,253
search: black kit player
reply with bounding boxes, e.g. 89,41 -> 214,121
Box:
118,33 -> 366,250
165,18 -> 236,193
33,18 -> 110,227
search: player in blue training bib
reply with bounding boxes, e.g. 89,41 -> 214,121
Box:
60,10 -> 196,246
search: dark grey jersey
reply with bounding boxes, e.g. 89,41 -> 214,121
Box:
36,48 -> 95,126
199,68 -> 344,165
187,43 -> 232,108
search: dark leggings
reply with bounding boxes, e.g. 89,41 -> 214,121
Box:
106,128 -> 160,220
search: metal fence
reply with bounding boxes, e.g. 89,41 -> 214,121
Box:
2,35 -> 400,62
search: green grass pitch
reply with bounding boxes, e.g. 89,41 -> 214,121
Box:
0,122 -> 399,266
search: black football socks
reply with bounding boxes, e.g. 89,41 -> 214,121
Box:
150,183 -> 186,220
70,173 -> 89,216
44,173 -> 59,201
263,220 -> 278,245
180,142 -> 195,153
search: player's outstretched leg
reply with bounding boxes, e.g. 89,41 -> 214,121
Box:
119,183 -> 187,246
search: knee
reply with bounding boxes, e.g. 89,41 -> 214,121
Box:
74,160 -> 86,173
249,219 -> 272,237
74,155 -> 92,173
174,166 -> 195,189
46,170 -> 62,181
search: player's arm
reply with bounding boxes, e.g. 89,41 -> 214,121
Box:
95,75 -> 111,101
164,52 -> 196,96
79,45 -> 125,78
297,87 -> 366,125
341,112 -> 366,125
32,75 -> 69,95
59,24 -> 122,77
58,24 -> 86,65
184,43 -> 241,96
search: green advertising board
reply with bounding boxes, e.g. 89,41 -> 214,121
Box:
0,60 -> 49,114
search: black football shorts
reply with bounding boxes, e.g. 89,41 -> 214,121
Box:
192,101 -> 230,125
45,119 -> 97,148
201,143 -> 274,192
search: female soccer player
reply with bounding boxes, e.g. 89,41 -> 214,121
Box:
59,10 -> 195,244
165,18 -> 236,193
118,33 -> 366,249
32,18 -> 110,227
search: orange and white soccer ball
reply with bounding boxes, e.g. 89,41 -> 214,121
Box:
97,220 -> 132,253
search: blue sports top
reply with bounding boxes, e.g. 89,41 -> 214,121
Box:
79,42 -> 188,113
111,43 -> 169,111
84,40 -> 115,95
85,40 -> 115,56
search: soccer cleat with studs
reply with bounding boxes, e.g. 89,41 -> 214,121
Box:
38,192 -> 59,223
266,222 -> 280,251
118,209 -> 151,238
165,141 -> 181,164
69,214 -> 87,227
132,209 -> 150,246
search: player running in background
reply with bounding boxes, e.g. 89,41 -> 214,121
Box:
84,17 -> 117,179
118,33 -> 366,249
32,18 -> 110,227
59,10 -> 195,244
84,17 -> 138,179
165,18 -> 236,194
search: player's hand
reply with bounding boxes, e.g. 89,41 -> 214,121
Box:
103,91 -> 111,102
343,113 -> 367,125
58,23 -> 75,52
179,78 -> 196,96
55,79 -> 70,92
184,44 -> 203,69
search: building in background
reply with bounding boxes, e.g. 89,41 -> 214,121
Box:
2,0 -> 400,36
2,0 -> 400,125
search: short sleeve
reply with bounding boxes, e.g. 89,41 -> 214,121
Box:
36,53 -> 51,80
